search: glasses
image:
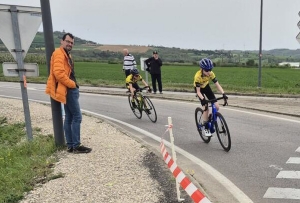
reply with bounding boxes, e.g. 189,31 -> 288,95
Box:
203,69 -> 211,72
64,40 -> 74,45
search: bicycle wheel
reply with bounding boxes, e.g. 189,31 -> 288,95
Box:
195,107 -> 211,143
127,95 -> 142,119
143,96 -> 157,123
215,112 -> 231,151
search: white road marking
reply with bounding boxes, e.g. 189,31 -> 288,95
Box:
277,171 -> 300,179
269,165 -> 283,171
264,187 -> 300,199
296,147 -> 300,153
287,157 -> 300,164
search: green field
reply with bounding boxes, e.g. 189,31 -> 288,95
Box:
1,62 -> 300,95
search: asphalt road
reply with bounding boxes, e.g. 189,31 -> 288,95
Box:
1,82 -> 300,203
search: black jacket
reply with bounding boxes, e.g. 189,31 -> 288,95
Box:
145,57 -> 163,74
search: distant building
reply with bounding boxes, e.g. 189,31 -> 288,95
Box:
278,62 -> 300,67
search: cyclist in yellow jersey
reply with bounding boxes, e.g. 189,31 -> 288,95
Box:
126,69 -> 151,108
194,58 -> 228,137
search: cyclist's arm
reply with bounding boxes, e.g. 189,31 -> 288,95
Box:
195,85 -> 205,100
214,81 -> 225,94
141,79 -> 149,88
129,83 -> 135,97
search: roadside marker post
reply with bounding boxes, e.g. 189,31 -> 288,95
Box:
161,117 -> 212,203
167,117 -> 184,202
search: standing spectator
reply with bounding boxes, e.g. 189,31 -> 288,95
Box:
122,48 -> 137,77
145,51 -> 163,94
45,33 -> 92,153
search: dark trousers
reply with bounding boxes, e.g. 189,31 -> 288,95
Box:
125,69 -> 131,77
151,73 -> 162,93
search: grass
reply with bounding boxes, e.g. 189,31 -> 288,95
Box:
0,117 -> 59,203
1,62 -> 299,95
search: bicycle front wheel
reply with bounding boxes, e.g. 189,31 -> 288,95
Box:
128,94 -> 142,119
195,107 -> 211,143
143,96 -> 157,123
215,112 -> 231,151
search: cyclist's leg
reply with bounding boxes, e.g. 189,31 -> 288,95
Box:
197,86 -> 209,121
132,83 -> 140,91
204,85 -> 219,110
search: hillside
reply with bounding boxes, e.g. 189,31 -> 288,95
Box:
1,31 -> 300,65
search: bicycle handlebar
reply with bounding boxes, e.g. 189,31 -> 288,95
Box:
135,86 -> 151,93
201,96 -> 228,111
206,97 -> 228,107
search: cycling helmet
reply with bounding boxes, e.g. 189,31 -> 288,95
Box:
199,58 -> 214,71
130,69 -> 139,75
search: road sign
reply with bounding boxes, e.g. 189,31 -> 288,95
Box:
0,4 -> 42,60
140,57 -> 148,71
2,62 -> 39,77
297,33 -> 300,44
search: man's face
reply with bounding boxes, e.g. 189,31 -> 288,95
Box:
61,35 -> 74,52
153,53 -> 158,59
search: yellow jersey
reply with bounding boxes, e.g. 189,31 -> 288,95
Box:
193,70 -> 217,88
126,74 -> 142,88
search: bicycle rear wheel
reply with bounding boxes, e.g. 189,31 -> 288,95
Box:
215,112 -> 231,151
195,107 -> 211,143
128,95 -> 142,119
143,96 -> 157,123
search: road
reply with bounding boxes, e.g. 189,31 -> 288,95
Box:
1,82 -> 300,203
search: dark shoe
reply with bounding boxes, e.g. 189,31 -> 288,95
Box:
73,145 -> 92,153
145,109 -> 151,114
67,147 -> 73,153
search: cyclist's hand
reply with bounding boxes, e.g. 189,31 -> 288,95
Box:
200,98 -> 207,106
223,93 -> 228,100
148,87 -> 152,93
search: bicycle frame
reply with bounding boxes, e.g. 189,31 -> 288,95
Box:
206,103 -> 217,134
194,96 -> 231,151
128,86 -> 157,123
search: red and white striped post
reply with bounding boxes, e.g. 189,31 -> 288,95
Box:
161,117 -> 212,203
168,117 -> 184,202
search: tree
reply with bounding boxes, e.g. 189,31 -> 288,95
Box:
246,59 -> 255,67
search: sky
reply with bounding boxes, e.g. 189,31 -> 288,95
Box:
1,0 -> 300,51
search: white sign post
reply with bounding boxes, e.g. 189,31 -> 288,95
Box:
140,57 -> 149,84
0,4 -> 42,141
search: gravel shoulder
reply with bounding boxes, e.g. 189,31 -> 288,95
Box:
0,97 -> 193,203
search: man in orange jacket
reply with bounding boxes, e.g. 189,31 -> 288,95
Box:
45,33 -> 92,153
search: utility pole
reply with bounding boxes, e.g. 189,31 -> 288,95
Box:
40,0 -> 65,146
258,0 -> 263,88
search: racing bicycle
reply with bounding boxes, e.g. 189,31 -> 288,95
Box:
195,96 -> 231,151
128,86 -> 157,123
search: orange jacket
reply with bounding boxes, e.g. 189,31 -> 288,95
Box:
45,47 -> 76,104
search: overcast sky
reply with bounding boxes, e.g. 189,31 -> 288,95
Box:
1,0 -> 300,50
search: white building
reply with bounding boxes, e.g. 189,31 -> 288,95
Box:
278,62 -> 300,67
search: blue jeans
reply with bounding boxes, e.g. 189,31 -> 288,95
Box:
64,88 -> 82,148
